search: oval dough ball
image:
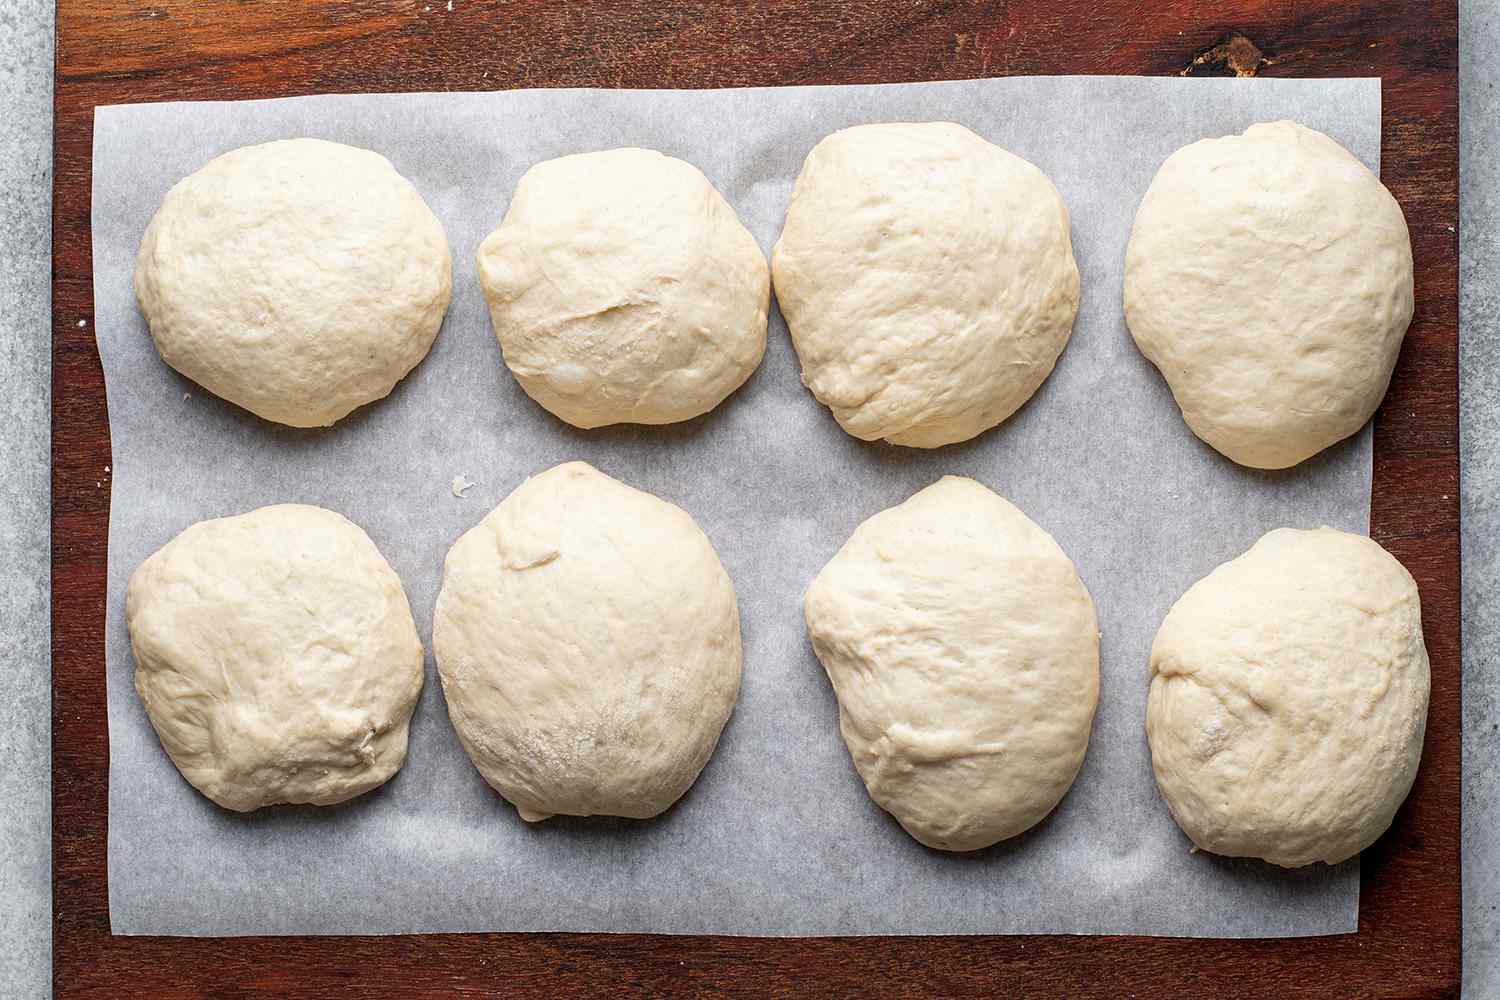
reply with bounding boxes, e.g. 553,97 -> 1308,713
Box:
125,504 -> 425,812
1123,121 -> 1414,469
1147,527 -> 1429,867
804,476 -> 1100,851
476,148 -> 770,428
134,138 -> 453,428
433,461 -> 742,821
772,122 -> 1081,449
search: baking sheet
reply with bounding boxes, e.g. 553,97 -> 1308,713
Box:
92,76 -> 1380,938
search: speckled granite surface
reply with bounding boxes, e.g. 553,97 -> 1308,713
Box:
1460,2 -> 1499,994
0,2 -> 52,999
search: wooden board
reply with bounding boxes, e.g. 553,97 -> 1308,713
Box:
51,2 -> 1461,997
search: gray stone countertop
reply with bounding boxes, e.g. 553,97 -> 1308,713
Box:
1,1 -> 55,998
1460,2 -> 1498,994
1,3 -> 1494,996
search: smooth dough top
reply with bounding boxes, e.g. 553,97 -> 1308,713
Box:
772,122 -> 1080,449
476,148 -> 770,428
134,138 -> 453,428
804,476 -> 1100,851
1147,527 -> 1429,867
125,504 -> 425,812
433,461 -> 742,821
1124,121 -> 1414,469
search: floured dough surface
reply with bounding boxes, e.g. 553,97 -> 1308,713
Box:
134,138 -> 453,427
1147,527 -> 1430,867
433,461 -> 742,821
126,504 -> 425,811
1124,121 -> 1413,469
772,122 -> 1080,448
804,476 -> 1099,851
477,148 -> 769,428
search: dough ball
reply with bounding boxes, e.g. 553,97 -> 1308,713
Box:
433,461 -> 742,821
772,123 -> 1080,449
476,148 -> 769,428
125,504 -> 425,812
134,138 -> 453,428
1124,121 -> 1413,469
1147,527 -> 1429,867
804,476 -> 1099,851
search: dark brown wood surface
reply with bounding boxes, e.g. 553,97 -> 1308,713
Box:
51,2 -> 1461,997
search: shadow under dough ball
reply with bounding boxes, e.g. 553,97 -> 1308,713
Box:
432,461 -> 742,822
126,504 -> 426,812
476,148 -> 769,429
772,122 -> 1081,449
804,476 -> 1100,851
134,137 -> 453,428
1123,121 -> 1414,469
1146,527 -> 1429,867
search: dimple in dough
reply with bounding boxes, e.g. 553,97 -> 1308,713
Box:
126,504 -> 426,812
476,148 -> 770,429
134,137 -> 453,428
1147,527 -> 1430,867
772,122 -> 1081,449
1124,121 -> 1414,469
804,476 -> 1100,851
433,461 -> 742,822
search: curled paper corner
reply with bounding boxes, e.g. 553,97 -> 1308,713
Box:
452,474 -> 476,498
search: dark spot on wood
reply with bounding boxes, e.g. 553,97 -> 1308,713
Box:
1182,32 -> 1271,77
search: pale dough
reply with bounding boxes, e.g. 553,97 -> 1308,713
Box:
126,504 -> 425,812
804,476 -> 1099,851
433,461 -> 742,821
476,148 -> 769,428
134,138 -> 453,428
1147,527 -> 1430,867
772,122 -> 1080,448
1124,121 -> 1414,469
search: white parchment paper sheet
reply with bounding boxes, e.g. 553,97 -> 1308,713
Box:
93,76 -> 1380,938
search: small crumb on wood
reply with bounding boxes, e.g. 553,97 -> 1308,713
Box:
452,474 -> 476,498
77,319 -> 87,328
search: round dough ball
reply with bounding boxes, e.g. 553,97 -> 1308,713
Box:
433,461 -> 742,821
1124,121 -> 1414,469
134,138 -> 453,428
1147,527 -> 1429,867
804,476 -> 1099,851
772,122 -> 1081,449
125,504 -> 425,812
476,148 -> 769,428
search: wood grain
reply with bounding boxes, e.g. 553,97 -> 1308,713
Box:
52,2 -> 1461,997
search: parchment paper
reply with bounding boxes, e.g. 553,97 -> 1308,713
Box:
93,76 -> 1380,938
